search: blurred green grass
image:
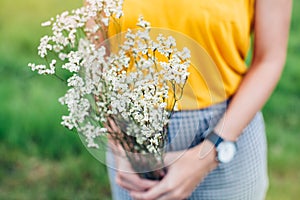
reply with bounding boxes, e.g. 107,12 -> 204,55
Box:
0,0 -> 299,199
0,0 -> 111,199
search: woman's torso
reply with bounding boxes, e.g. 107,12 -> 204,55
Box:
109,0 -> 255,109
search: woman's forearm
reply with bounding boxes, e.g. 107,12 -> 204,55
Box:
214,59 -> 285,141
214,0 -> 292,141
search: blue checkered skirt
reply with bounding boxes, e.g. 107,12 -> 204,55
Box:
106,101 -> 268,199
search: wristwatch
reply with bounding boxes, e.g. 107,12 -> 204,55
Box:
205,130 -> 237,163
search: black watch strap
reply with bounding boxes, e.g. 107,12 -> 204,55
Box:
206,130 -> 223,148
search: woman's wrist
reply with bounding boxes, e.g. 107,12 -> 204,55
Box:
193,141 -> 218,172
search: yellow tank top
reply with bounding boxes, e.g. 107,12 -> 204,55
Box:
109,0 -> 255,110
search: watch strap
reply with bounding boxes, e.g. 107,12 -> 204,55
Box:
206,130 -> 223,148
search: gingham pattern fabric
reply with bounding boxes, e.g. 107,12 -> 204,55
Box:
106,101 -> 269,200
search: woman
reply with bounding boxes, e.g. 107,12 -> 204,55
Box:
105,0 -> 292,199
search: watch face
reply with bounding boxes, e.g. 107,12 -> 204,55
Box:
217,141 -> 237,163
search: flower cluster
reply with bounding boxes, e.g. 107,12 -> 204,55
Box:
29,0 -> 123,74
104,23 -> 190,154
29,1 -> 190,163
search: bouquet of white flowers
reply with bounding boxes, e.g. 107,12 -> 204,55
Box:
29,0 -> 190,180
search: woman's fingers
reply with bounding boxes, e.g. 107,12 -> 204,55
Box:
130,178 -> 169,200
116,171 -> 158,191
113,150 -> 159,192
107,117 -> 120,133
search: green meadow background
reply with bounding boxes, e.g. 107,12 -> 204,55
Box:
0,0 -> 299,199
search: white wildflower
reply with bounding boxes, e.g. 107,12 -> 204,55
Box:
61,115 -> 75,130
41,20 -> 52,27
67,74 -> 84,88
180,47 -> 191,60
62,63 -> 80,73
38,36 -> 52,58
29,3 -> 190,163
137,16 -> 150,29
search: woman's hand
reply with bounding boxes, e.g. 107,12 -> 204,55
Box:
106,117 -> 159,192
106,117 -> 218,199
130,141 -> 218,200
114,154 -> 159,192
